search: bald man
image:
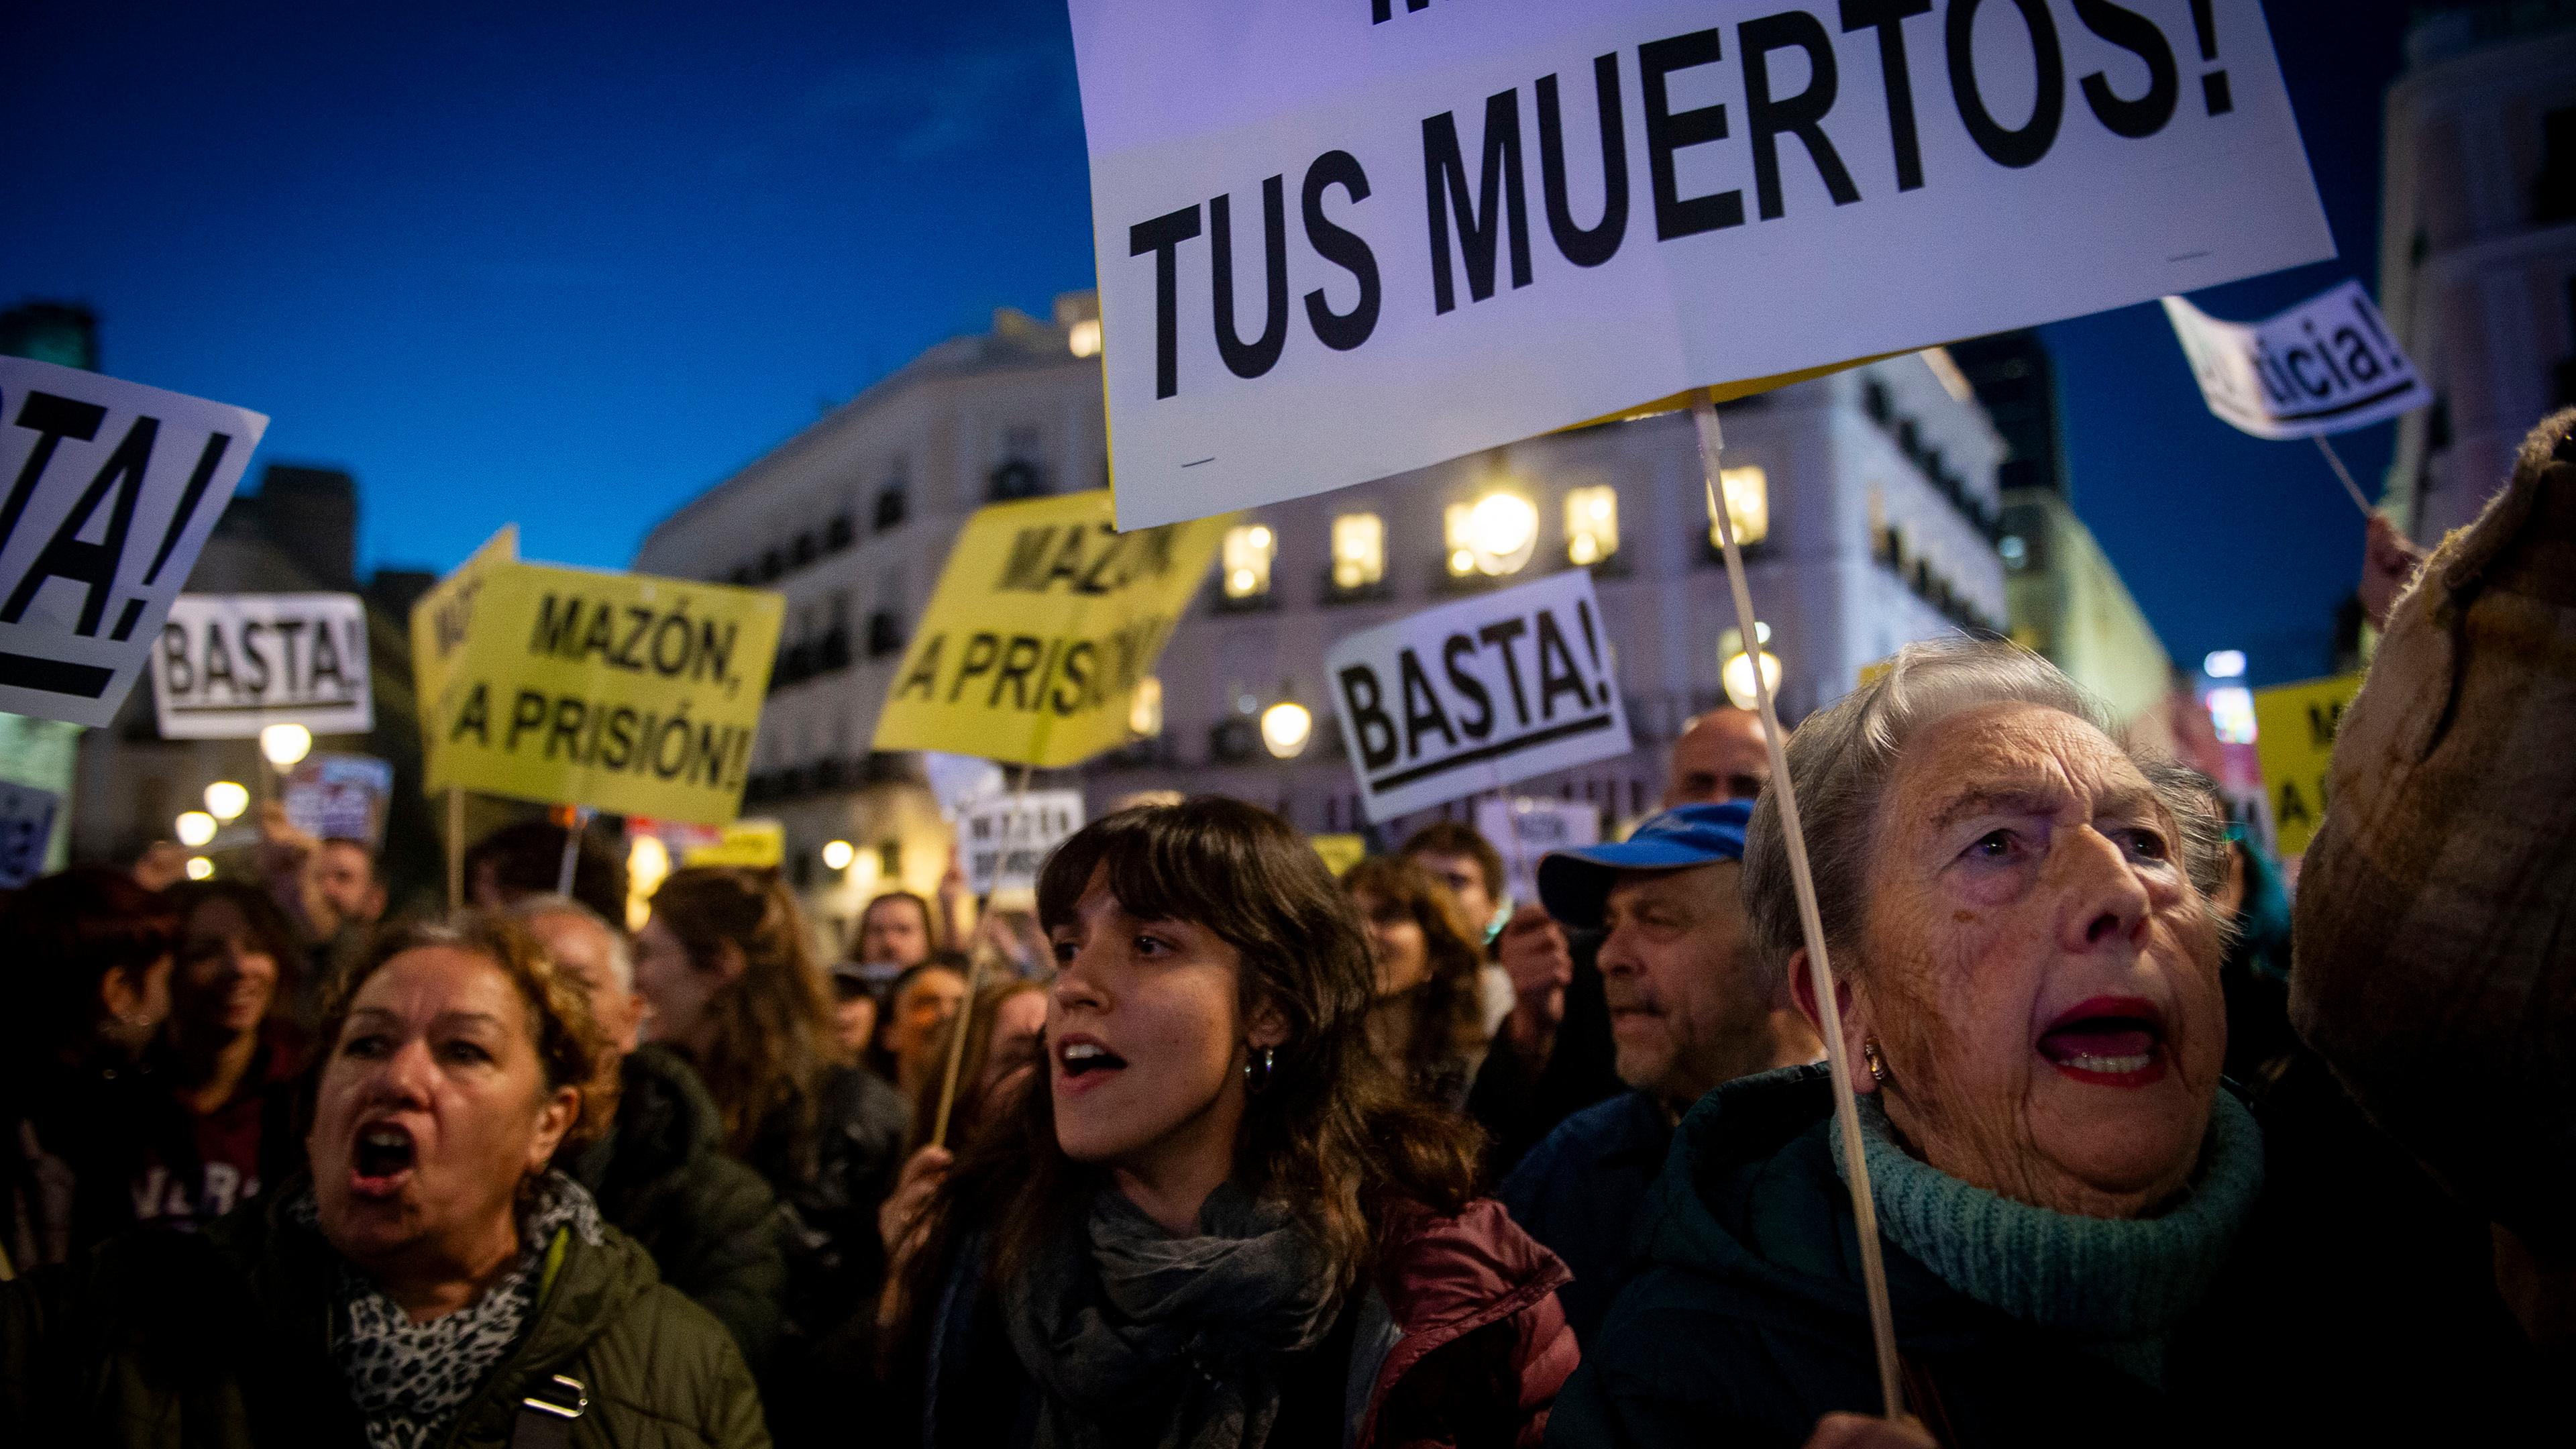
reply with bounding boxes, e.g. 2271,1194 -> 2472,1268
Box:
1662,708 -> 1770,808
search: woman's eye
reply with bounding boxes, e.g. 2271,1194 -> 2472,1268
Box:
2118,827 -> 2170,861
1968,830 -> 2019,861
1050,938 -> 1078,964
1133,934 -> 1167,956
439,1040 -> 492,1065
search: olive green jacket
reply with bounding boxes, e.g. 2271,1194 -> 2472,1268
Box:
0,1181 -> 770,1449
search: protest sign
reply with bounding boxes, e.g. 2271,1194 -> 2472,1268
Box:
873,490 -> 1228,767
1328,570 -> 1631,822
0,358 -> 268,724
2163,280 -> 2426,439
2253,673 -> 2361,859
684,819 -> 786,869
0,780 -> 60,888
961,790 -> 1086,894
152,592 -> 372,739
282,753 -> 395,847
1310,833 -> 1368,877
419,556 -> 783,826
1474,795 -> 1602,904
409,526 -> 518,786
1067,0 -> 2333,527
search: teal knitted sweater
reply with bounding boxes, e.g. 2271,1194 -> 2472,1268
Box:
1831,1089 -> 2264,1385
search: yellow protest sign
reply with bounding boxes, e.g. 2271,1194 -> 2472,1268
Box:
410,526 -> 518,786
420,557 -> 782,826
2253,674 -> 2363,858
873,489 -> 1226,767
1309,834 -> 1366,878
684,818 -> 785,869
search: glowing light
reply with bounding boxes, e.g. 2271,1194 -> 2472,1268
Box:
203,781 -> 250,822
1709,466 -> 1769,548
1466,492 -> 1538,575
2208,686 -> 2257,745
628,834 -> 672,902
1067,318 -> 1102,358
1129,676 -> 1165,737
1260,700 -> 1313,759
821,839 -> 857,871
184,856 -> 214,881
175,810 -> 217,848
1565,486 -> 1618,567
1721,650 -> 1784,711
1330,513 -> 1384,590
260,723 -> 313,767
1221,525 -> 1275,599
2203,649 -> 2247,680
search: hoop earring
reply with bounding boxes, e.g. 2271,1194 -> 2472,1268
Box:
1860,1038 -> 1890,1085
1242,1046 -> 1276,1093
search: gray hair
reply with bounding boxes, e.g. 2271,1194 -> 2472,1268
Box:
1741,637 -> 2229,981
511,893 -> 634,996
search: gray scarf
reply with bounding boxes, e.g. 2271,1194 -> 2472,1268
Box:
1002,1181 -> 1339,1449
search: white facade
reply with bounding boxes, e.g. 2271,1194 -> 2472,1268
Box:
2381,8 -> 2576,544
639,295 -> 2005,933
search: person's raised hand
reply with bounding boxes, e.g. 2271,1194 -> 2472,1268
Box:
1497,903 -> 1573,1064
1803,1412 -> 1936,1449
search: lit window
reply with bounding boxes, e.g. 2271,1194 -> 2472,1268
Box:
1565,486 -> 1619,566
1330,513 -> 1385,590
1067,318 -> 1102,358
1129,676 -> 1165,737
1222,524 -> 1275,599
1448,491 -> 1538,576
1708,466 -> 1769,549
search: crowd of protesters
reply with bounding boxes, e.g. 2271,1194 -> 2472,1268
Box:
3,413 -> 2571,1447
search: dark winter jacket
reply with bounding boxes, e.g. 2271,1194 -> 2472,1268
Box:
1497,1090 -> 1670,1349
1468,932 -> 1622,1183
0,1176 -> 770,1448
742,1061 -> 908,1349
918,1197 -> 1578,1449
562,1044 -> 788,1369
1546,1066 -> 2545,1449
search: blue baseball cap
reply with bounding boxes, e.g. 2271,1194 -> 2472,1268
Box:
1537,800 -> 1752,929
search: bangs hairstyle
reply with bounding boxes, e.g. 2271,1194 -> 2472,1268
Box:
1741,637 -> 2231,983
317,912 -> 620,1151
890,798 -> 1481,1368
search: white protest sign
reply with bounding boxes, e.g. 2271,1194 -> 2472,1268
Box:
2161,280 -> 2426,439
283,753 -> 396,847
1329,570 -> 1631,822
961,790 -> 1087,894
0,779 -> 60,888
0,359 -> 268,726
1070,0 -> 2333,527
1474,794 -> 1601,905
152,592 -> 373,739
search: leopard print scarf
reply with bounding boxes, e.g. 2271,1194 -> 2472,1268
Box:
293,1172 -> 604,1449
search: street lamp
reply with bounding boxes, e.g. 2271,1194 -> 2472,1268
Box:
821,839 -> 856,871
204,780 -> 250,822
1260,699 -> 1313,759
184,856 -> 215,881
260,723 -> 313,768
1719,624 -> 1782,712
175,810 -> 217,848
1464,491 -> 1538,576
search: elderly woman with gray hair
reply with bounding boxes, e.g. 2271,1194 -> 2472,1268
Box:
1548,637 -> 2542,1449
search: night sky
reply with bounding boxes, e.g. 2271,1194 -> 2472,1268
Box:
6,0 -> 2418,688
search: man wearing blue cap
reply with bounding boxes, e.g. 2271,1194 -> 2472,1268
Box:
1496,799 -> 1821,1348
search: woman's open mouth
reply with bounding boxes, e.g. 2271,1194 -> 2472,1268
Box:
1054,1035 -> 1128,1095
350,1120 -> 417,1197
2036,996 -> 2169,1087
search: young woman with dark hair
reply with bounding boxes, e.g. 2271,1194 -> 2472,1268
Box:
1342,855 -> 1491,1112
630,867 -> 908,1375
887,798 -> 1576,1449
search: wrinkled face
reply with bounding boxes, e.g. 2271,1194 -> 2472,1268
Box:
1665,710 -> 1770,808
1599,862 -> 1778,1107
629,914 -> 718,1046
173,898 -> 279,1040
1046,870 -> 1256,1170
309,947 -> 576,1272
1409,851 -> 1495,932
315,841 -> 386,927
1352,888 -> 1430,999
1851,702 -> 2224,1218
858,899 -> 932,969
525,908 -> 639,1059
888,968 -> 967,1077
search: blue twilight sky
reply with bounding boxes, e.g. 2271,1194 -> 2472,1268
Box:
6,0 -> 2416,687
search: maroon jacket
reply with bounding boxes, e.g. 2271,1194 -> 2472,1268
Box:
1356,1197 -> 1578,1449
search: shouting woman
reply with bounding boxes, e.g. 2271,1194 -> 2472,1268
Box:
887,797 -> 1575,1449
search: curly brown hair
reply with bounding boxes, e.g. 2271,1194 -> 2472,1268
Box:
645,866 -> 845,1158
1342,853 -> 1490,1096
316,912 -> 621,1152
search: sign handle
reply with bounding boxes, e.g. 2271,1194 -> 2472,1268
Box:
1693,396 -> 1902,1419
445,786 -> 465,916
554,807 -> 592,897
2314,435 -> 2374,518
929,764 -> 1032,1147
